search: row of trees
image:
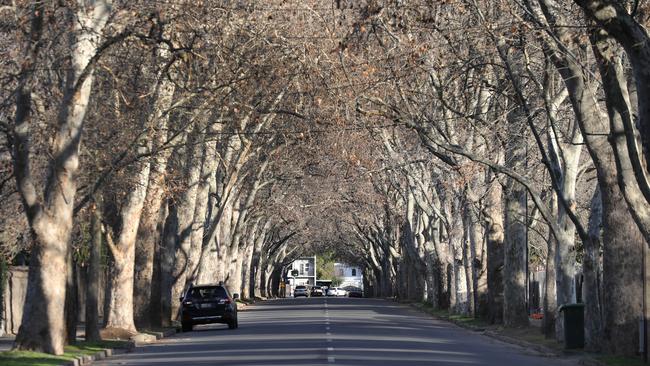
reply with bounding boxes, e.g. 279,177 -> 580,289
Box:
323,0 -> 650,358
3,0 -> 650,360
1,0 -> 335,355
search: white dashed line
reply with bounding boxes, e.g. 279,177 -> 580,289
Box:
327,347 -> 334,351
327,338 -> 333,342
328,356 -> 336,363
326,326 -> 330,330
326,332 -> 331,336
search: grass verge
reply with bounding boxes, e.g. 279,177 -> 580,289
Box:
415,302 -> 490,329
595,355 -> 647,366
0,340 -> 130,366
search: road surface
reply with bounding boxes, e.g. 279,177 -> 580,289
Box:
95,297 -> 578,366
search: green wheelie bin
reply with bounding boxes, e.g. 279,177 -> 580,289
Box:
559,303 -> 585,349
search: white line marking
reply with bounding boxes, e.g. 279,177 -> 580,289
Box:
326,332 -> 331,336
327,338 -> 333,342
326,326 -> 330,330
327,347 -> 334,351
328,356 -> 336,363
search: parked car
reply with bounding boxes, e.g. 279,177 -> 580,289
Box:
326,287 -> 347,297
180,284 -> 238,332
310,285 -> 324,297
346,287 -> 363,298
294,285 -> 309,297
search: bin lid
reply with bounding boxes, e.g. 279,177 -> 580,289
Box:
559,303 -> 585,311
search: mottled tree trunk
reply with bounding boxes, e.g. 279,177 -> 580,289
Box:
14,2 -> 111,354
503,182 -> 529,327
170,129 -> 204,321
105,157 -> 151,333
601,173 -> 643,355
133,48 -> 177,328
187,123 -> 218,283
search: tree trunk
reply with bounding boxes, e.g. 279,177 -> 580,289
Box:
485,180 -> 505,324
14,2 -> 111,354
133,47 -> 177,328
104,157 -> 151,333
503,182 -> 529,328
65,249 -> 78,344
543,227 -> 557,339
85,197 -> 102,342
158,201 -> 177,327
583,188 -> 603,350
186,145 -> 209,284
170,129 -> 205,320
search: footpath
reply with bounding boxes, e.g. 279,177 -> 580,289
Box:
0,299 -> 254,366
405,301 -> 645,366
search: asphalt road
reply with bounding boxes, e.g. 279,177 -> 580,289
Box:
95,297 -> 578,366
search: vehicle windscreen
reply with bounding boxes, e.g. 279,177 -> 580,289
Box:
187,287 -> 227,300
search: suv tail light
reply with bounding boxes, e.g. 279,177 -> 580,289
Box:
218,298 -> 232,304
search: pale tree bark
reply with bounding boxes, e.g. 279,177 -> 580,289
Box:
196,132 -> 245,284
536,6 -> 644,350
240,220 -> 261,299
545,91 -> 581,339
186,122 -> 222,284
170,126 -> 205,321
133,44 -> 177,328
104,152 -> 151,333
13,1 -> 112,354
543,195 -> 557,339
574,0 -> 650,193
250,221 -> 271,298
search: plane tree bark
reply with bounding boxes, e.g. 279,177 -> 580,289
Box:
11,1 -> 116,354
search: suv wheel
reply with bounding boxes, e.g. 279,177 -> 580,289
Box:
228,318 -> 238,329
181,321 -> 193,332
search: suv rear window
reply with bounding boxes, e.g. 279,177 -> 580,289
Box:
187,286 -> 227,300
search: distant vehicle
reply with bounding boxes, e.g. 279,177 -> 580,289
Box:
316,280 -> 333,289
294,285 -> 309,297
180,284 -> 238,332
326,287 -> 347,297
346,287 -> 363,298
310,285 -> 324,297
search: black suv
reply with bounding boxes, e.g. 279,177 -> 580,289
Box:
180,284 -> 239,331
